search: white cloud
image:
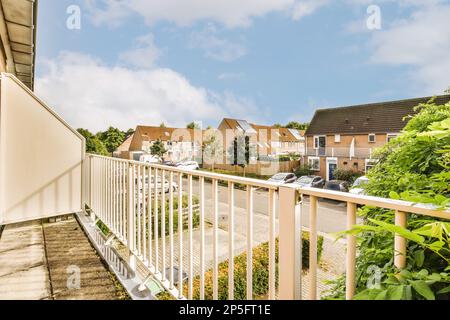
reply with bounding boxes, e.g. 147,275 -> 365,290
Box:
119,33 -> 161,68
218,72 -> 245,80
189,24 -> 247,62
35,51 -> 268,132
292,0 -> 330,21
368,4 -> 450,94
85,0 -> 331,28
35,52 -> 225,132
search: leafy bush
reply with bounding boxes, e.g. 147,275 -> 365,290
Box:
162,232 -> 324,300
332,168 -> 363,183
294,165 -> 312,177
325,99 -> 450,300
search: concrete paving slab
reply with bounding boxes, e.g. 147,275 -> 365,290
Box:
0,220 -> 50,300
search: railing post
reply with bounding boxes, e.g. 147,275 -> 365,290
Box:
308,195 -> 318,300
89,155 -> 95,222
346,202 -> 357,300
394,211 -> 407,270
279,185 -> 301,300
127,163 -> 136,271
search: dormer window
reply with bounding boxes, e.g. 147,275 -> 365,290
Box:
334,134 -> 341,143
368,133 -> 376,143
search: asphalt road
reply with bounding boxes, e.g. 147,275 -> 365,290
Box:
179,177 -> 357,234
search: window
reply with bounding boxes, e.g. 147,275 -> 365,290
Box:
314,136 -> 326,156
308,157 -> 320,171
132,152 -> 144,161
314,136 -> 326,149
386,134 -> 398,143
334,134 -> 341,143
365,159 -> 377,173
368,134 -> 376,143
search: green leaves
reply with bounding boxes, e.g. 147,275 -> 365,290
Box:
437,285 -> 450,294
413,250 -> 425,268
389,191 -> 401,200
387,285 -> 404,300
368,219 -> 425,244
411,280 -> 435,300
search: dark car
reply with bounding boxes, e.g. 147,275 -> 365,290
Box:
293,175 -> 325,188
268,173 -> 297,185
324,180 -> 350,192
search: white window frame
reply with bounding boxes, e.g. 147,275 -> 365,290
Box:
308,156 -> 320,171
386,133 -> 399,143
365,159 -> 377,173
334,134 -> 341,143
368,133 -> 376,143
313,135 -> 326,149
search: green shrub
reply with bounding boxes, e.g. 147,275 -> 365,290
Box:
332,168 -> 363,183
294,165 -> 312,177
278,155 -> 291,162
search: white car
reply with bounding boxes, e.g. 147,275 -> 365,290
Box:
137,176 -> 178,193
349,176 -> 369,195
139,154 -> 161,164
176,161 -> 199,171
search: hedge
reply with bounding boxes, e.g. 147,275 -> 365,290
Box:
158,231 -> 323,300
332,169 -> 363,183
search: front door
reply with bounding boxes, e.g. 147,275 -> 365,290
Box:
329,163 -> 337,180
326,158 -> 338,181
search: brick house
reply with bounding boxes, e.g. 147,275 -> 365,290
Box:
305,95 -> 450,181
217,118 -> 305,161
114,126 -> 203,162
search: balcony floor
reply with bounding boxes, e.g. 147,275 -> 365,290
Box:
0,216 -> 128,300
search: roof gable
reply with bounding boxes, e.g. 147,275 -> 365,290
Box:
305,95 -> 450,136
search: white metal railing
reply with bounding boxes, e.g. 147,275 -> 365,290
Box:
82,154 -> 450,300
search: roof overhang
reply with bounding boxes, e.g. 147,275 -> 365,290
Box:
0,0 -> 37,90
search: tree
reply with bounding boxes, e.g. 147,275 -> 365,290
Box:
77,128 -> 108,156
159,122 -> 166,128
285,121 -> 309,130
202,129 -> 223,171
229,134 -> 254,177
273,123 -> 282,128
186,122 -> 201,130
150,140 -> 168,159
98,127 -> 126,154
125,128 -> 135,138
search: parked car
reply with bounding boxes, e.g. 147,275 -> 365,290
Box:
139,154 -> 161,164
349,176 -> 369,195
137,176 -> 178,193
268,173 -> 296,185
293,175 -> 325,188
162,160 -> 176,167
324,180 -> 350,192
176,161 -> 199,170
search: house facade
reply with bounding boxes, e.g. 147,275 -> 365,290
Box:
217,118 -> 305,163
114,126 -> 203,162
305,95 -> 450,181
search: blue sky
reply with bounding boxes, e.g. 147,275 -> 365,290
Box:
35,0 -> 450,132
